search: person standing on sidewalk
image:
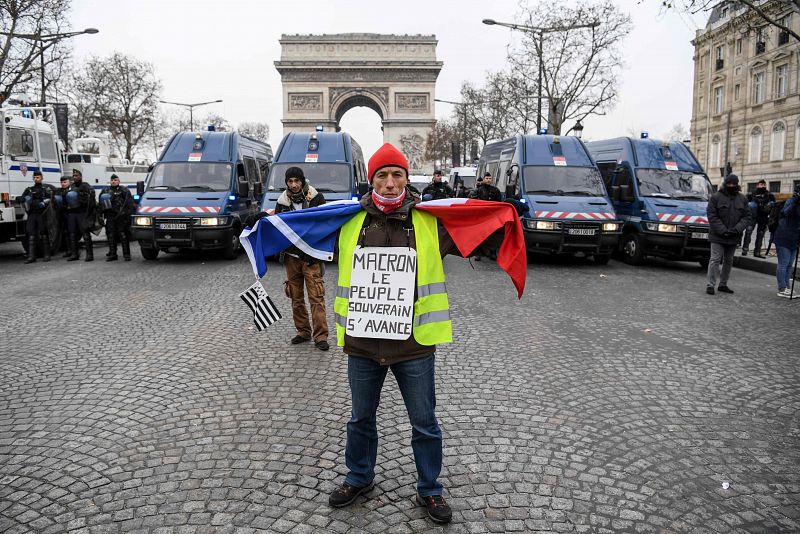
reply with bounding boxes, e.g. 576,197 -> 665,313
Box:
65,169 -> 96,262
99,174 -> 135,261
742,179 -> 775,258
20,171 -> 55,263
274,167 -> 329,351
706,174 -> 752,295
774,186 -> 800,298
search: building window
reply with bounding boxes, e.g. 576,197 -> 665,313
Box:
699,95 -> 704,112
715,45 -> 725,70
753,71 -> 765,103
711,135 -> 721,167
795,120 -> 800,159
749,126 -> 762,163
714,86 -> 724,113
771,122 -> 786,161
778,14 -> 791,46
735,38 -> 742,55
755,28 -> 767,54
775,64 -> 788,98
734,84 -> 741,101
794,179 -> 800,191
769,181 -> 781,193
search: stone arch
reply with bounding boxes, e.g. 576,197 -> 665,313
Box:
275,34 -> 442,173
330,88 -> 387,125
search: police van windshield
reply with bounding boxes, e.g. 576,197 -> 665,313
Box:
148,162 -> 232,192
268,163 -> 351,193
523,166 -> 606,196
636,169 -> 714,200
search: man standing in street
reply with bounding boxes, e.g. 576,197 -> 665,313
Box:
65,169 -> 96,262
706,174 -> 752,294
742,179 -> 775,258
421,170 -> 454,201
471,172 -> 502,201
274,167 -> 329,351
56,175 -> 72,257
99,174 -> 134,261
20,171 -> 55,263
773,186 -> 800,298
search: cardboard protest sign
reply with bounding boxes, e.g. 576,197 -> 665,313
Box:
346,246 -> 416,340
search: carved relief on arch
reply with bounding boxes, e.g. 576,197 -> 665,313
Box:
396,93 -> 429,112
288,93 -> 323,112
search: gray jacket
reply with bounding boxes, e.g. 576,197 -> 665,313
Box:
707,189 -> 752,245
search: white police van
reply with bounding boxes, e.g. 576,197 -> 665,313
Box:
0,105 -> 64,243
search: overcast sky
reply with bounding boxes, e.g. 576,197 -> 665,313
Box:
67,0 -> 707,160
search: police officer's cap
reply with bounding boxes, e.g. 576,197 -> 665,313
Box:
32,170 -> 43,177
433,169 -> 442,175
60,174 -> 71,182
110,174 -> 120,180
72,169 -> 82,177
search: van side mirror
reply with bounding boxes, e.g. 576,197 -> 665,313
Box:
147,163 -> 155,173
357,182 -> 369,196
619,184 -> 631,201
611,185 -> 620,201
136,181 -> 145,197
237,180 -> 249,197
21,132 -> 33,153
253,182 -> 263,197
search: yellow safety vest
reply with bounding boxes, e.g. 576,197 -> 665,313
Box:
334,209 -> 452,347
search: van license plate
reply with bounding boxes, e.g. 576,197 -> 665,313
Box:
691,232 -> 708,239
568,228 -> 596,235
159,223 -> 187,230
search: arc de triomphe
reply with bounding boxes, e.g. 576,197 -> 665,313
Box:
274,34 -> 442,174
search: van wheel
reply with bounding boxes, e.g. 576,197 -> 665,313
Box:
621,234 -> 644,265
593,253 -> 611,265
223,228 -> 241,260
141,246 -> 159,261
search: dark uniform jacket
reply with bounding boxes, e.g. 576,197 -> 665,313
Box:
422,181 -> 454,200
22,183 -> 55,213
67,181 -> 95,213
99,185 -> 135,225
748,188 -> 776,224
471,183 -> 502,202
340,190 -> 498,366
707,188 -> 752,245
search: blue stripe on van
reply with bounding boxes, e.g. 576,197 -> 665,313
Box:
9,165 -> 61,173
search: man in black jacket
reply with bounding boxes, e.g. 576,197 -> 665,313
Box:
743,179 -> 775,258
421,170 -> 454,200
471,172 -> 502,201
65,169 -> 96,261
706,174 -> 752,294
21,171 -> 56,263
274,167 -> 329,350
99,174 -> 135,261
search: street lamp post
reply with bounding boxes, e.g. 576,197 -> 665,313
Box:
0,28 -> 99,105
434,98 -> 468,166
482,18 -> 599,134
159,99 -> 223,131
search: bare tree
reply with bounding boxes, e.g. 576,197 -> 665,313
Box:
664,123 -> 690,142
424,118 -> 457,170
653,0 -> 800,41
461,72 -> 516,147
0,0 -> 72,103
508,0 -> 632,135
67,52 -> 161,161
237,121 -> 270,143
198,112 -> 229,132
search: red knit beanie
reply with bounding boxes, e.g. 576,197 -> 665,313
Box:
368,143 -> 409,183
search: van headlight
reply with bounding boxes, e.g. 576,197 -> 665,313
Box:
525,220 -> 560,230
197,217 -> 228,226
133,216 -> 152,226
602,223 -> 619,232
644,222 -> 680,233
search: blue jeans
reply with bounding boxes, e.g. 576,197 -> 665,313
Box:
776,246 -> 797,290
345,354 -> 443,497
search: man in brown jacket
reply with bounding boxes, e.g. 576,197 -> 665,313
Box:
274,167 -> 329,350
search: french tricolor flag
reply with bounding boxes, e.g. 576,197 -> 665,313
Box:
240,198 -> 526,298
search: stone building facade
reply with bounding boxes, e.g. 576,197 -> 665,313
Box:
690,2 -> 800,194
274,34 -> 442,173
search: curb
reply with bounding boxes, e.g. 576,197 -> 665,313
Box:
734,255 -> 798,277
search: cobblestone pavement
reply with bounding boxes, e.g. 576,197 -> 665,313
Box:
1,243 -> 799,534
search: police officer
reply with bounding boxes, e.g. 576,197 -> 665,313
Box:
55,175 -> 72,256
471,172 -> 502,201
65,169 -> 96,262
421,170 -> 454,201
21,170 -> 56,263
99,174 -> 134,261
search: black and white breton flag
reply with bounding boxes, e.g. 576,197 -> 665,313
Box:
239,280 -> 282,330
